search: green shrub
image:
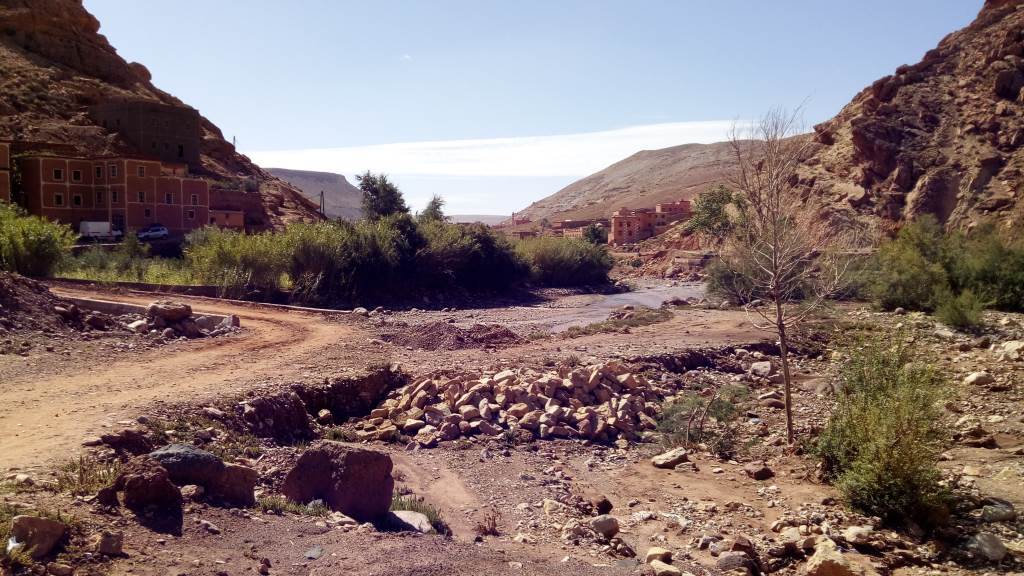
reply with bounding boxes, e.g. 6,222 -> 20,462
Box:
0,203 -> 76,276
935,289 -> 985,332
706,258 -> 759,304
515,236 -> 613,286
816,336 -> 949,526
257,495 -> 329,516
869,222 -> 949,311
185,226 -> 290,297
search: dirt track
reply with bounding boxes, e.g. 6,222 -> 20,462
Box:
0,283 -> 766,472
0,287 -> 369,471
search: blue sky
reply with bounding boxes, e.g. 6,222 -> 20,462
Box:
85,0 -> 982,215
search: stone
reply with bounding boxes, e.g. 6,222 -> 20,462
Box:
590,494 -> 613,515
716,551 -> 755,574
149,444 -> 225,487
127,319 -> 149,333
644,547 -> 673,564
280,441 -> 394,522
115,456 -> 183,515
95,530 -> 123,556
803,539 -> 879,576
388,510 -> 435,534
997,340 -> 1024,361
651,447 -> 689,469
353,307 -> 369,317
590,514 -> 620,538
841,525 -> 873,546
100,427 -> 154,455
146,301 -> 192,322
964,372 -> 994,386
967,532 -> 1007,562
980,500 -> 1016,523
750,361 -> 774,377
240,391 -> 314,442
316,409 -> 333,425
743,461 -> 774,480
46,563 -> 73,576
220,314 -> 241,328
8,515 -> 67,559
649,559 -> 682,576
215,463 -> 258,507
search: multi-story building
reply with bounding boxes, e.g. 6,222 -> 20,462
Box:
609,198 -> 692,245
89,101 -> 202,169
18,155 -> 209,235
0,142 -> 11,203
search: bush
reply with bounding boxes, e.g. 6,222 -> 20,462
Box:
0,203 -> 76,276
390,494 -> 451,535
935,289 -> 985,332
185,226 -> 290,298
515,236 -> 613,286
816,336 -> 949,526
870,216 -> 1024,313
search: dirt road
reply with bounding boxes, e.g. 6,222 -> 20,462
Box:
0,287 -> 369,471
0,283 -> 766,472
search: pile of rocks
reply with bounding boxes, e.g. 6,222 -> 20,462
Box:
123,300 -> 239,340
350,362 -> 671,445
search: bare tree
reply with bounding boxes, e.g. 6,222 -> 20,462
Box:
722,107 -> 856,444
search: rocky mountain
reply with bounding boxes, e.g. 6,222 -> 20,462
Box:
797,0 -> 1024,232
0,0 -> 322,229
523,1 -> 1024,233
266,168 -> 363,220
515,142 -> 738,223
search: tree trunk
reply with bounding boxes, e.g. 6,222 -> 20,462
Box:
775,299 -> 795,444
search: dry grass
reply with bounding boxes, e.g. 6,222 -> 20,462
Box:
55,455 -> 122,497
564,307 -> 672,338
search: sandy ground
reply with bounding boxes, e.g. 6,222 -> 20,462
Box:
0,283 -> 766,473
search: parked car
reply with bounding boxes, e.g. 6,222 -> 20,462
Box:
136,224 -> 169,241
78,221 -> 123,242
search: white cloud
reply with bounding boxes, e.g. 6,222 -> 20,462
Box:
400,53 -> 413,61
245,120 -> 735,179
245,120 -> 738,215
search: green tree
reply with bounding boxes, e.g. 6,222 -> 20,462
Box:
684,184 -> 742,242
357,171 -> 408,220
582,223 -> 608,245
418,195 -> 446,223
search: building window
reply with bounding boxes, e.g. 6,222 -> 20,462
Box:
71,170 -> 82,182
96,191 -> 104,204
137,166 -> 146,177
177,144 -> 184,158
95,166 -> 103,179
190,194 -> 198,206
136,191 -> 145,203
144,208 -> 152,218
112,190 -> 119,203
109,165 -> 118,177
165,193 -> 173,205
54,193 -> 64,207
186,209 -> 195,221
53,168 -> 64,181
73,194 -> 83,207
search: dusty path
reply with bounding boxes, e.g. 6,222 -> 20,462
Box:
0,282 -> 766,472
0,286 -> 366,471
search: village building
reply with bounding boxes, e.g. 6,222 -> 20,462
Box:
18,154 -> 210,234
0,142 -> 10,203
89,101 -> 202,169
608,198 -> 692,245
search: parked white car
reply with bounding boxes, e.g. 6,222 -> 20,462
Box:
78,221 -> 123,242
136,224 -> 169,240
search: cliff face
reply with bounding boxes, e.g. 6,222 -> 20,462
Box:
801,0 -> 1024,232
0,0 -> 322,229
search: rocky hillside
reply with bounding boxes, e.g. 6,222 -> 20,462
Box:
515,142 -> 737,222
0,0 -> 322,229
266,168 -> 363,220
523,1 -> 1024,232
794,0 -> 1024,232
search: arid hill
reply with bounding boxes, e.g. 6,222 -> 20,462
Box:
522,1 -> 1024,232
0,0 -> 322,229
266,168 -> 363,220
515,141 -> 737,223
798,0 -> 1024,232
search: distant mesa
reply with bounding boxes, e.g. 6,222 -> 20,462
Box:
266,168 -> 363,221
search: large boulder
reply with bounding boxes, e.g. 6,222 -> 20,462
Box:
8,515 -> 67,559
280,441 -> 394,522
240,391 -> 314,442
148,444 -> 257,506
114,456 -> 183,515
146,301 -> 192,323
149,444 -> 224,487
